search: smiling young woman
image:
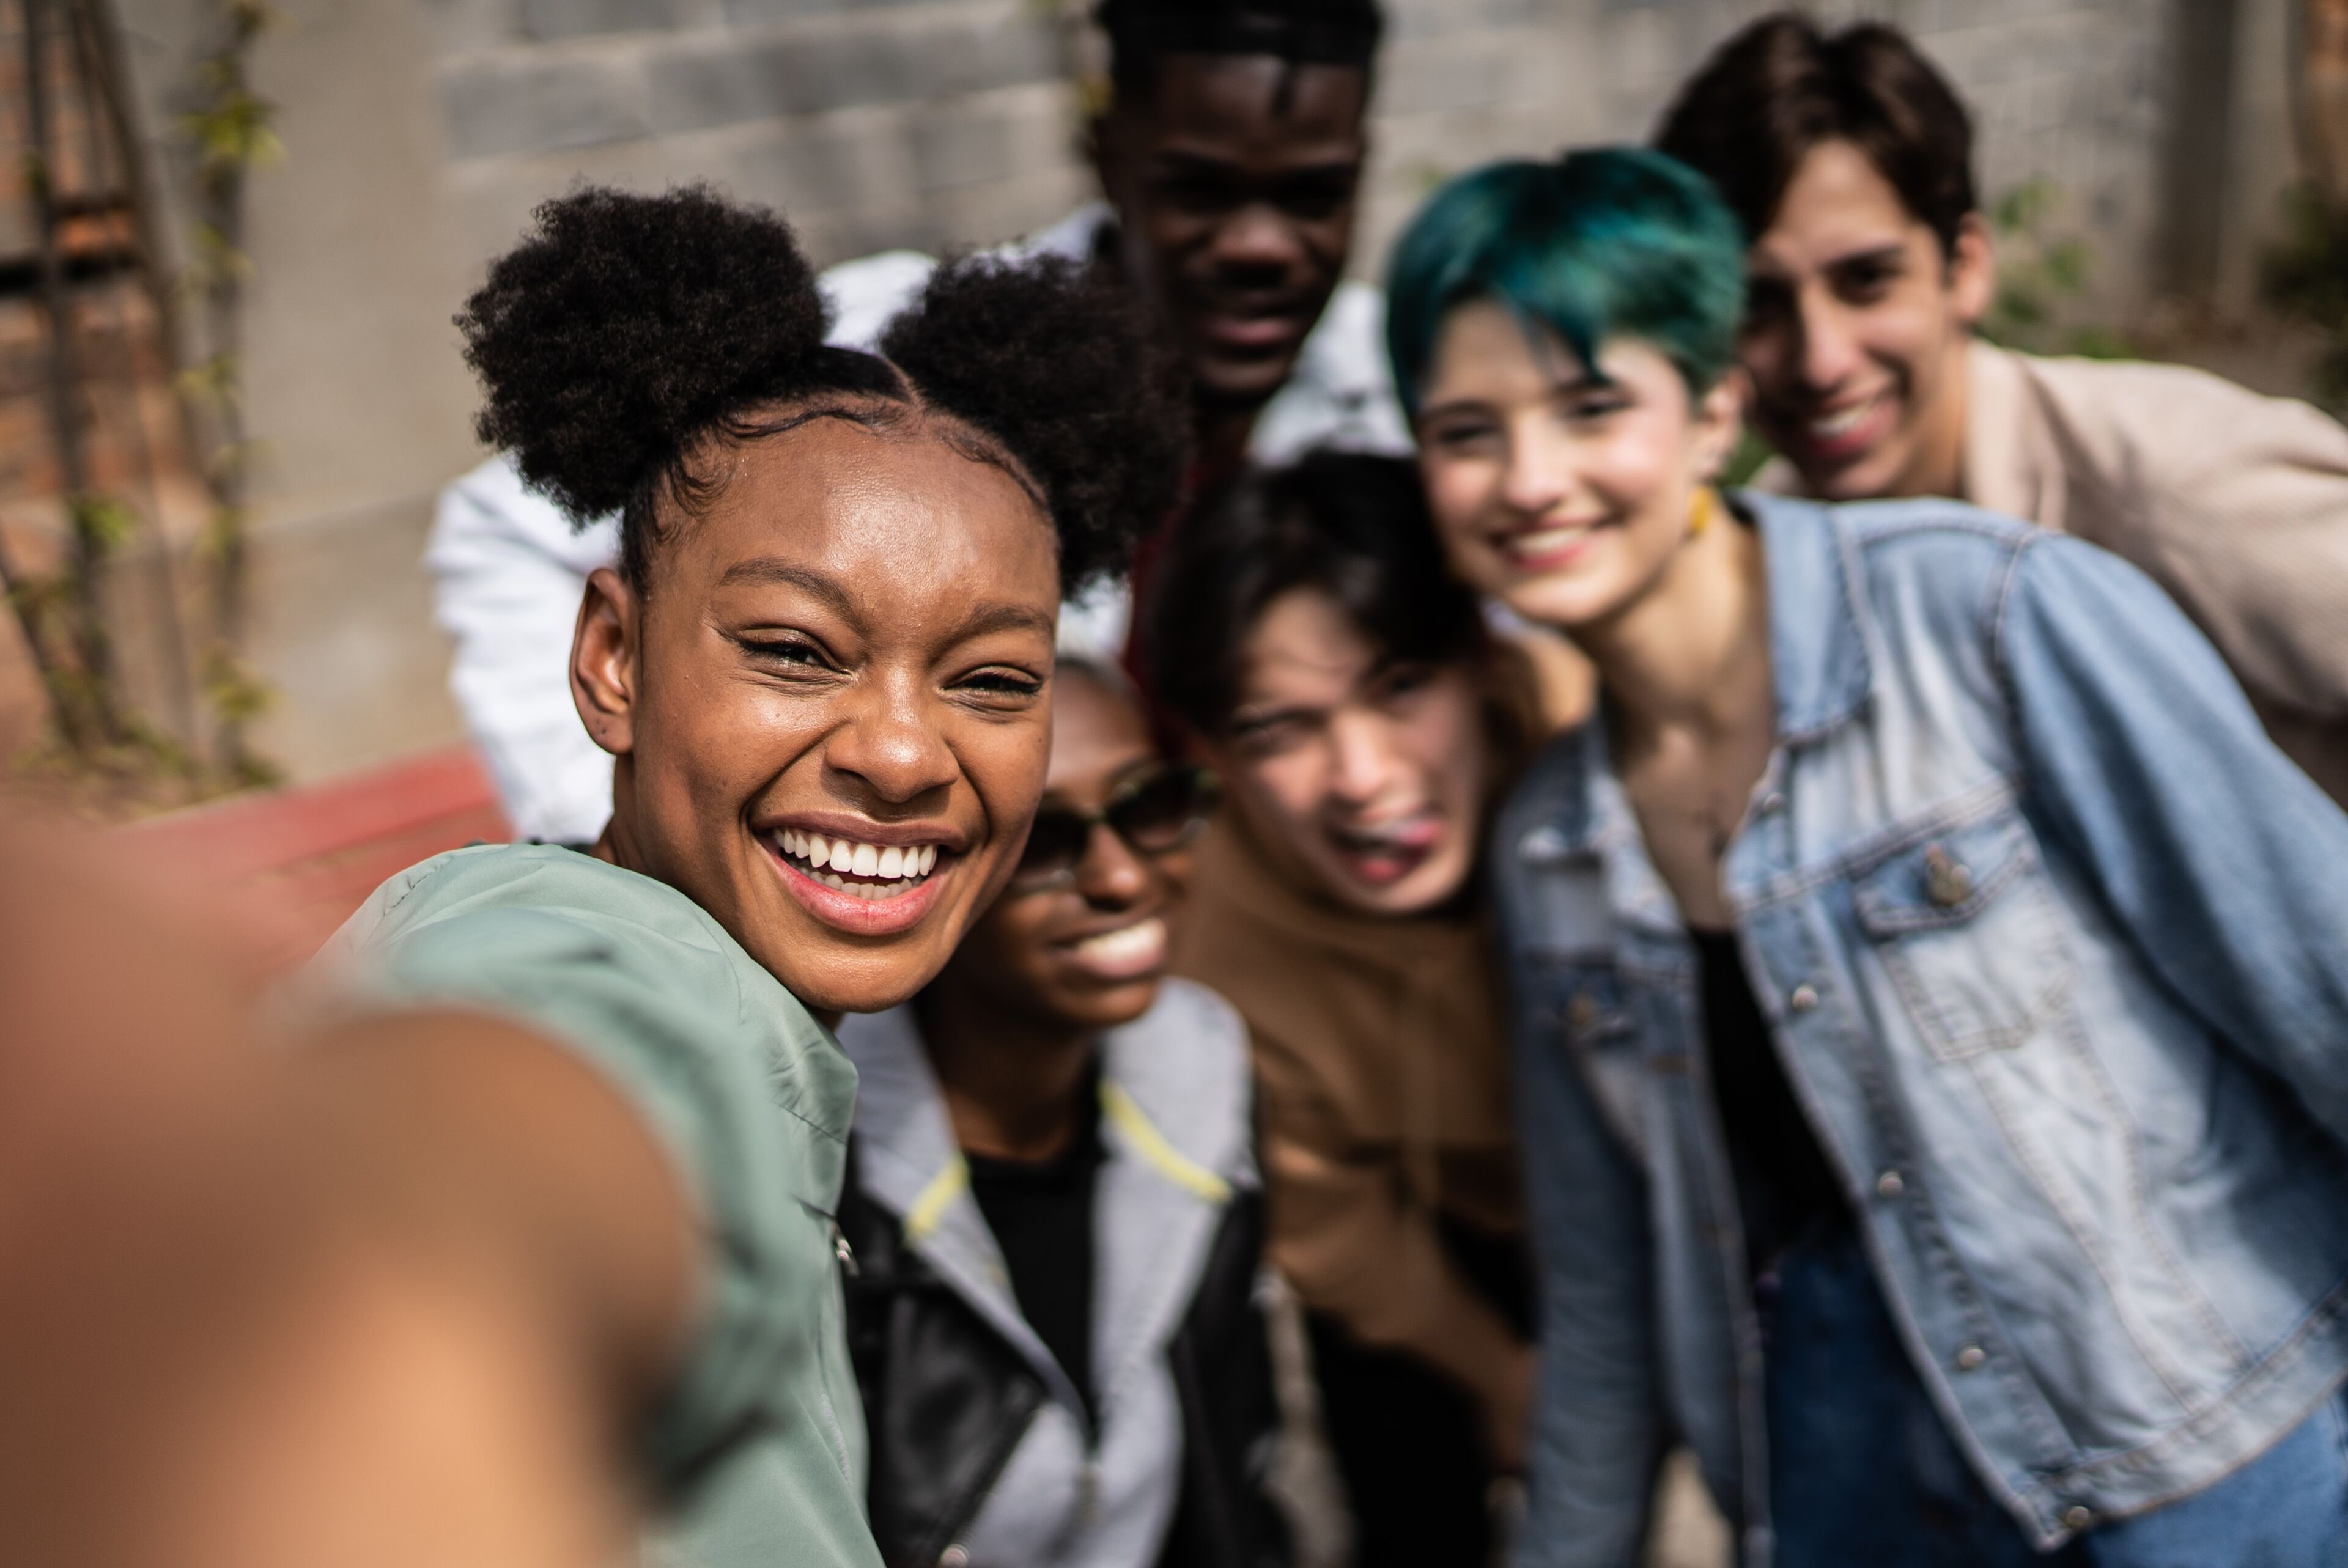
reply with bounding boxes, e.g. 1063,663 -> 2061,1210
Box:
828,661 -> 1284,1568
1386,147 -> 2348,1568
0,186 -> 1186,1568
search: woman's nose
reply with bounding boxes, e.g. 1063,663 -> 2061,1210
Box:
1074,820 -> 1150,907
822,678 -> 959,806
1498,422 -> 1573,518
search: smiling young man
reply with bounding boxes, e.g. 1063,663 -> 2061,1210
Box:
1657,13 -> 2348,803
430,0 -> 1400,847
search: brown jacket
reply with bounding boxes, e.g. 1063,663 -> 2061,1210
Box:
1171,808 -> 1526,1418
1765,340 -> 2348,802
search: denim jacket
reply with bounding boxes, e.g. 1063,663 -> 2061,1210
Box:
1494,491 -> 2348,1568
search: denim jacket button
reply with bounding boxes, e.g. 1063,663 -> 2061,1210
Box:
2061,1506 -> 2094,1532
1788,984 -> 1820,1012
1758,791 -> 1787,815
1955,1344 -> 1987,1371
1923,844 -> 1974,907
1567,991 -> 1601,1032
1875,1169 -> 1906,1198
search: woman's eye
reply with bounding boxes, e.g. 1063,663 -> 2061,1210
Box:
1560,392 -> 1630,423
740,636 -> 832,671
957,668 -> 1045,701
1425,419 -> 1497,451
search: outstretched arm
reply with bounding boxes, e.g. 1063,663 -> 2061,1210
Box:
0,816 -> 692,1567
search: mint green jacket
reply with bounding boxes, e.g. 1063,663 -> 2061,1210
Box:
313,844 -> 881,1568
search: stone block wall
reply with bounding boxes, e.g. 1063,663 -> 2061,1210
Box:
420,0 -> 1091,270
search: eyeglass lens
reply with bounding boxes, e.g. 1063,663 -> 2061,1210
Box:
1013,766 -> 1215,882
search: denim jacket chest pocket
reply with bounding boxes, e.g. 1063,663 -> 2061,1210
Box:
1849,808 -> 2077,1062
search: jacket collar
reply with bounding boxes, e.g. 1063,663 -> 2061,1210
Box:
835,983 -> 1253,1414
1744,488 -> 1877,746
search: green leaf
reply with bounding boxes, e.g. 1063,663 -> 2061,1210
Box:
68,495 -> 141,554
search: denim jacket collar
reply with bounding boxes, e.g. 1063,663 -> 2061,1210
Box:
1746,490 -> 1875,746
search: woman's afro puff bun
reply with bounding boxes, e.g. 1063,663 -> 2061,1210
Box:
457,184 -> 829,522
882,254 -> 1189,595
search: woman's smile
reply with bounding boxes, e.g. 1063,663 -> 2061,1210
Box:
1493,512 -> 1614,574
1053,913 -> 1170,982
764,819 -> 964,937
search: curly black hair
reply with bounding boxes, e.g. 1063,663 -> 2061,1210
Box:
457,184 -> 1187,594
880,253 -> 1186,595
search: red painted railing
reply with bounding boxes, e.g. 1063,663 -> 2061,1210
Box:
122,743 -> 512,972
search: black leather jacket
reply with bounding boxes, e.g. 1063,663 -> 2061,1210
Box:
838,1147 -> 1290,1568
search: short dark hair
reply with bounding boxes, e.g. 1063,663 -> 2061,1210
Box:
1140,450 -> 1485,738
1653,13 -> 1977,256
1097,0 -> 1381,108
458,186 -> 1186,594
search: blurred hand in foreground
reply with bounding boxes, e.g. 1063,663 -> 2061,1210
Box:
0,806 -> 695,1567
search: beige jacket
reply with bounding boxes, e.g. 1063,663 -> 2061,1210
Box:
1170,809 -> 1527,1420
1765,340 -> 2348,803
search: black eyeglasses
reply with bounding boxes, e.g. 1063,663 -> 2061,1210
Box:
1010,764 -> 1220,890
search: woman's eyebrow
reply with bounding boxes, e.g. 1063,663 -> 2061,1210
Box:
954,600 -> 1057,642
716,558 -> 1050,642
716,557 -> 857,618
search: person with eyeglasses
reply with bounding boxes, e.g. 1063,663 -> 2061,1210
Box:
1139,450 -> 1541,1568
830,657 -> 1286,1568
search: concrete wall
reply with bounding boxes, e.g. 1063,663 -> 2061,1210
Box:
87,0 -> 2303,782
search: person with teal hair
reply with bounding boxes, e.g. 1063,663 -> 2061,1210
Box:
1389,146 -> 2348,1566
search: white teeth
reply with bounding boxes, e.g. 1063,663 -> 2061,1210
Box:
1512,525 -> 1586,554
1072,918 -> 1167,968
773,829 -> 942,894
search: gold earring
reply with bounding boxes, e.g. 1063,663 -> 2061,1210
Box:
1688,486 -> 1716,539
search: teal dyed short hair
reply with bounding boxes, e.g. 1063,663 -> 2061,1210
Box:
1384,147 -> 1747,414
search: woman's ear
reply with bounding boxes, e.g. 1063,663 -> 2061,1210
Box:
1693,366 -> 1749,484
572,567 -> 640,758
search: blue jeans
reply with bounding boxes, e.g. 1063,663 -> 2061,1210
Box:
1762,1218 -> 2348,1566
